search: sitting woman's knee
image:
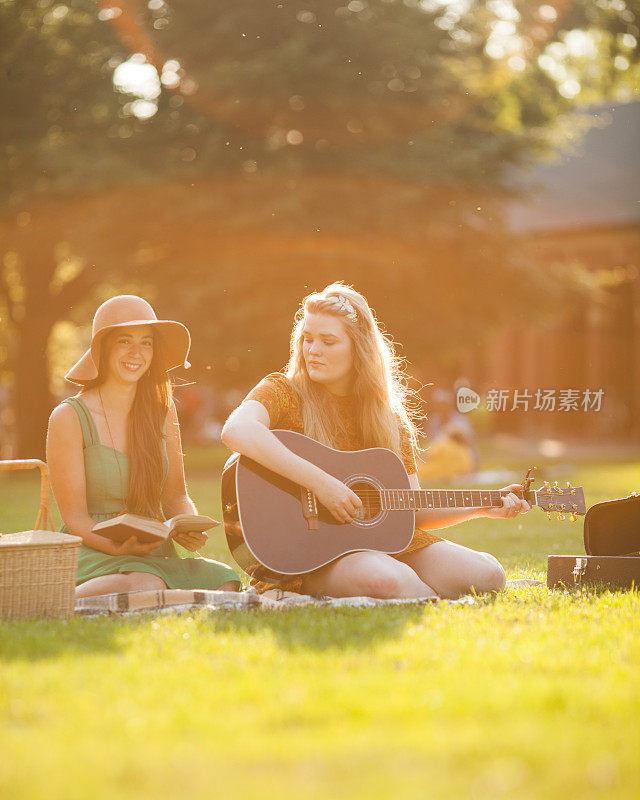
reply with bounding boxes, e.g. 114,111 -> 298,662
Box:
366,571 -> 405,599
471,554 -> 506,594
355,561 -> 406,599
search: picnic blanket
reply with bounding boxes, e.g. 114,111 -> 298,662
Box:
74,579 -> 541,616
74,586 -> 471,616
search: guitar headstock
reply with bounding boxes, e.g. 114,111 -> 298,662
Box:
534,481 -> 586,521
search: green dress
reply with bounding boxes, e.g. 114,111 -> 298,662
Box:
62,397 -> 239,590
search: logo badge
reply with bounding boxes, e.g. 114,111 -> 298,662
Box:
456,387 -> 480,413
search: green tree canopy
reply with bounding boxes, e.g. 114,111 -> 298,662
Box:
1,0 -> 638,455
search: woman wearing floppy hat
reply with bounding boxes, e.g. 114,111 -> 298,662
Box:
46,295 -> 240,597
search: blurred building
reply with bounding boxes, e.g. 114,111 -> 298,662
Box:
459,101 -> 640,443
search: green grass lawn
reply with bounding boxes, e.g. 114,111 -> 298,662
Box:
1,445 -> 639,799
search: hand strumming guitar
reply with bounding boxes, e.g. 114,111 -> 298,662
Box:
311,471 -> 363,524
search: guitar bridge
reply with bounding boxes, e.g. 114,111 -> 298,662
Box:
300,487 -> 319,531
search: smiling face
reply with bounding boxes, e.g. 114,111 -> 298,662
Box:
302,312 -> 354,396
104,325 -> 154,385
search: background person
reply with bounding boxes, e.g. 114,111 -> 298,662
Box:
419,422 -> 476,483
426,388 -> 479,471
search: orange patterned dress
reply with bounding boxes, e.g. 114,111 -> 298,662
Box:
244,373 -> 443,593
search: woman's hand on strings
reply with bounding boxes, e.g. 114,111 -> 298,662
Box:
172,530 -> 209,552
312,472 -> 363,524
483,483 -> 531,519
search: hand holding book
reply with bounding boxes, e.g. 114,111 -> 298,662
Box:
92,513 -> 220,547
172,528 -> 209,552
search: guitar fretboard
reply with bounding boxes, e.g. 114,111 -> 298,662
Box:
379,489 -> 535,511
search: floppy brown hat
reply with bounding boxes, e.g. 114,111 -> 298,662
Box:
65,295 -> 191,385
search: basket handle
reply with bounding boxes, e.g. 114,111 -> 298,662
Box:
0,459 -> 55,531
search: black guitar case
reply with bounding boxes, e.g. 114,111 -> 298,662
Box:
547,493 -> 640,590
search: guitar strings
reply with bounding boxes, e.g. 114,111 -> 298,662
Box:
347,490 -> 515,497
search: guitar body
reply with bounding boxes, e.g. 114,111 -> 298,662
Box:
222,430 -> 415,583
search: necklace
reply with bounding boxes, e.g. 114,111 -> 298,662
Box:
98,388 -> 127,512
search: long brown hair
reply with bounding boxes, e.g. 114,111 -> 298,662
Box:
285,282 -> 422,459
83,330 -> 172,519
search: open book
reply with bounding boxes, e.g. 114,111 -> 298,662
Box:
93,513 -> 220,544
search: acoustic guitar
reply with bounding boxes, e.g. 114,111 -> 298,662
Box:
221,430 -> 586,582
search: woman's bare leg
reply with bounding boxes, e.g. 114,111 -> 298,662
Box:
75,571 -> 167,598
218,579 -> 242,591
397,540 -> 506,599
301,551 -> 439,599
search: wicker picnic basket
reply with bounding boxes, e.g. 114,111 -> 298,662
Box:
0,459 -> 81,619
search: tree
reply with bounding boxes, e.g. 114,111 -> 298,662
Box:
1,0 -> 133,456
1,0 -> 638,455
0,0 -> 217,455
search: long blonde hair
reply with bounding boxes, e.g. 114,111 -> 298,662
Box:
285,283 -> 421,459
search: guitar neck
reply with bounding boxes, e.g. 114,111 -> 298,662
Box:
380,488 -> 536,511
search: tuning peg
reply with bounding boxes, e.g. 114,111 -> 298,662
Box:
571,504 -> 578,510
546,512 -> 552,521
569,513 -> 577,522
521,467 -> 535,491
559,504 -> 566,510
558,513 -> 566,521
543,481 -> 551,493
566,481 -> 573,488
553,481 -> 562,494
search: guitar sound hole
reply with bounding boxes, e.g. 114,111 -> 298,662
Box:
351,482 -> 382,521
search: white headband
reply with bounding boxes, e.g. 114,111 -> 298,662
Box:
325,294 -> 358,323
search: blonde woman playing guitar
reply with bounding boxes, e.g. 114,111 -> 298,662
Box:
222,283 -> 530,600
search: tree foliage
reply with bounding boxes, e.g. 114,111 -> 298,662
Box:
0,0 -> 638,454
